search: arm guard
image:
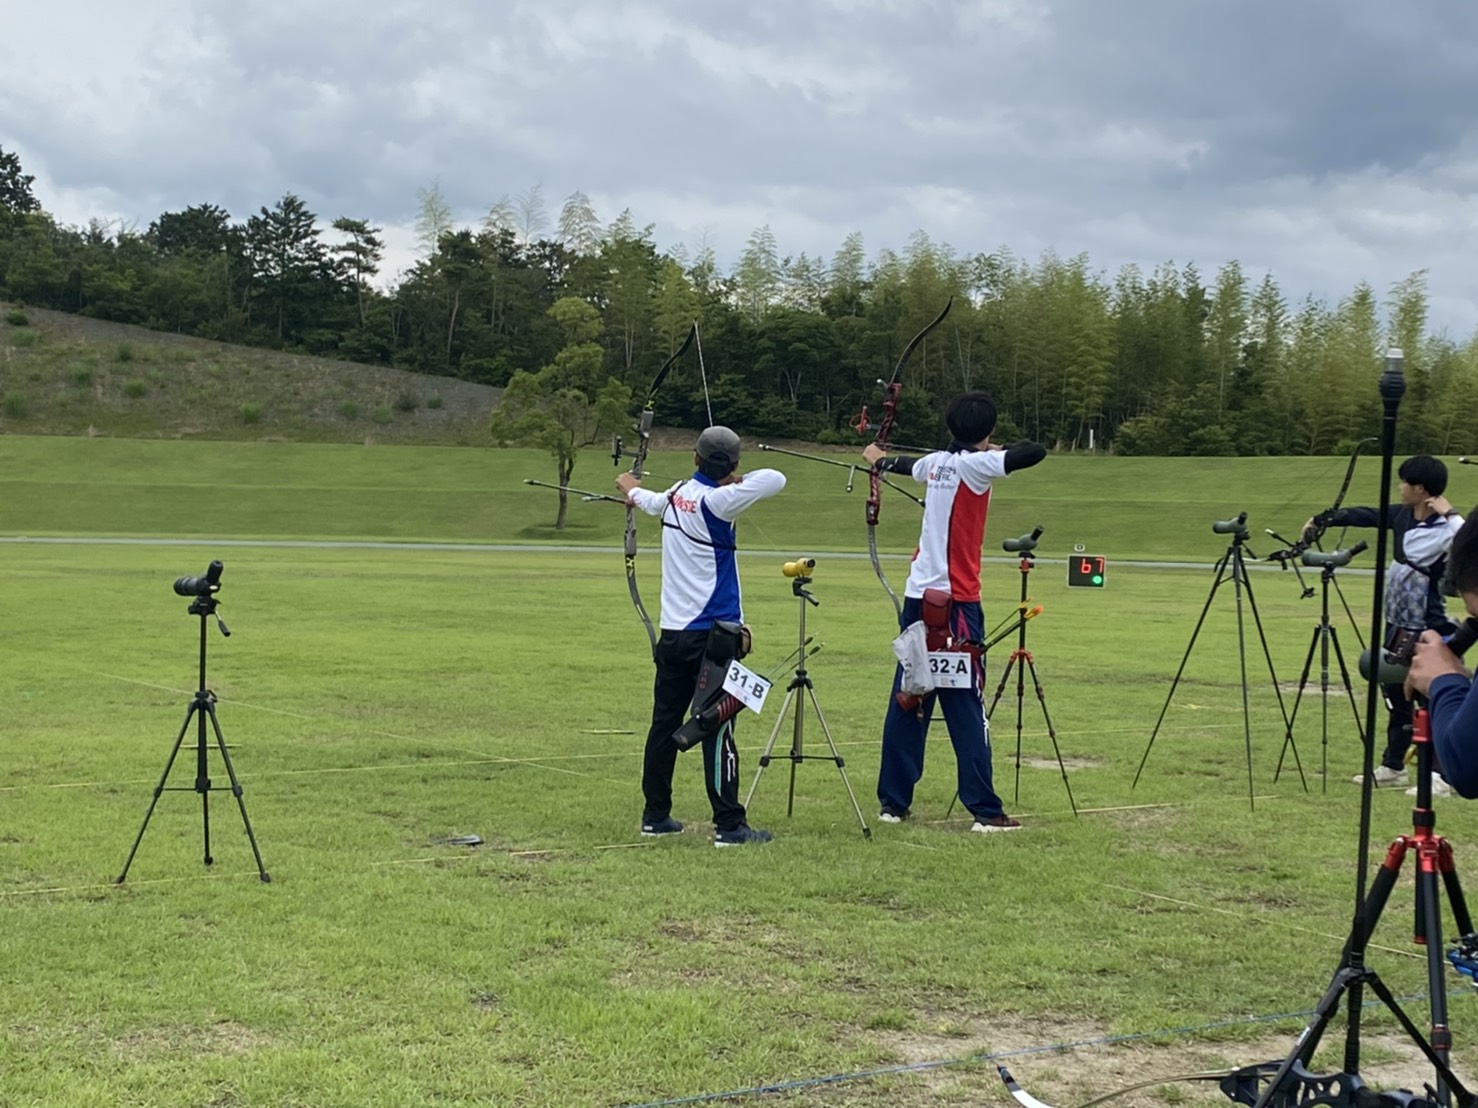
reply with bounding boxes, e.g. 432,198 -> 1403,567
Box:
1002,441 -> 1046,473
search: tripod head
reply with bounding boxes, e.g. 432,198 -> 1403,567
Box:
187,592 -> 229,630
783,558 -> 819,607
177,560 -> 231,636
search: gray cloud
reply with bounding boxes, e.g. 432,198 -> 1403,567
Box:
3,0 -> 1476,332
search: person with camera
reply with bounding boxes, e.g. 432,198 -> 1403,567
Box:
863,391 -> 1046,833
617,426 -> 785,847
1405,512 -> 1478,798
1308,455 -> 1464,794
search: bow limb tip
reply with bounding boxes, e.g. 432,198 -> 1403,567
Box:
998,1066 -> 1058,1108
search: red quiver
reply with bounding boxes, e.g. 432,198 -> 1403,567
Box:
896,589 -> 977,714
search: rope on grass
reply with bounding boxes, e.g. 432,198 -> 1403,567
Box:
615,994 -> 1477,1107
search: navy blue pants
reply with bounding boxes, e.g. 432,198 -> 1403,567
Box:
876,596 -> 1007,821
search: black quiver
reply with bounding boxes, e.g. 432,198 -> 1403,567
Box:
672,621 -> 748,751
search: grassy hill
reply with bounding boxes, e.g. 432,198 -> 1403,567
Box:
0,303 -> 503,445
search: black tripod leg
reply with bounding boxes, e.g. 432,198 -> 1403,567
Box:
1337,840 -> 1407,1073
1242,562 -> 1306,792
1333,574 -> 1367,652
786,680 -> 807,818
1274,624 -> 1321,784
1332,842 -> 1405,976
1416,860 -> 1455,1100
1439,842 -> 1474,934
1232,551 -> 1258,811
1134,552 -> 1232,788
1364,970 -> 1470,1102
954,661 -> 1014,817
1251,965 -> 1363,1108
205,701 -> 270,883
196,698 -> 213,867
1024,657 -> 1077,816
1329,630 -> 1363,734
985,655 -> 1011,716
1012,652 -> 1028,805
743,685 -> 797,809
805,686 -> 871,838
116,700 -> 197,884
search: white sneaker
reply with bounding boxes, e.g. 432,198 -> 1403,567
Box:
877,812 -> 905,824
1352,765 -> 1408,787
1406,776 -> 1454,799
970,816 -> 1022,833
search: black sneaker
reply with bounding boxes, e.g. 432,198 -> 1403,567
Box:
640,816 -> 684,837
714,825 -> 774,848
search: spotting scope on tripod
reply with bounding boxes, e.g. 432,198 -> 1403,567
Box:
116,561 -> 270,884
1273,541 -> 1368,791
745,559 -> 871,836
1134,512 -> 1300,810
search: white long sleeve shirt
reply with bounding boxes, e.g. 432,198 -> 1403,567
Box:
627,468 -> 787,631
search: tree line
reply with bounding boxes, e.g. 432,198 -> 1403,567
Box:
2,145 -> 1473,456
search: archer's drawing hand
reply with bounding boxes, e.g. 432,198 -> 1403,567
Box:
615,473 -> 641,497
1428,495 -> 1453,516
863,444 -> 887,466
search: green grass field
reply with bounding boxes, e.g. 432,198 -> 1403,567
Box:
3,435 -> 1477,1107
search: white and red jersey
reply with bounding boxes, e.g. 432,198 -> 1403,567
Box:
900,448 -> 1011,602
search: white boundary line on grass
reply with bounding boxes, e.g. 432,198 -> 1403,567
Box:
1,534 -> 1376,574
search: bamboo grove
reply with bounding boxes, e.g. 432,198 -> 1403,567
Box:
1,151 -> 1473,456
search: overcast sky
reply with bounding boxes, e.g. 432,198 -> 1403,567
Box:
4,0 -> 1477,336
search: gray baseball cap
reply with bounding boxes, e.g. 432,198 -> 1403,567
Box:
696,426 -> 741,478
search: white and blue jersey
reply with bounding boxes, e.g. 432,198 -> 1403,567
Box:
628,468 -> 786,631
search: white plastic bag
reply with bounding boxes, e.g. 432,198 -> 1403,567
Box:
892,619 -> 933,696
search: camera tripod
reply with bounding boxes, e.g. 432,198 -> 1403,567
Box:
744,574 -> 871,837
1134,514 -> 1302,811
988,545 -> 1076,813
1254,706 -> 1472,1106
1273,548 -> 1367,792
116,595 -> 270,884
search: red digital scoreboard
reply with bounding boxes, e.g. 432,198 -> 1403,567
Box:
1068,554 -> 1107,588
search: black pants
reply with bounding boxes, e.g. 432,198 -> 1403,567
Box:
641,628 -> 747,833
1380,682 -> 1413,771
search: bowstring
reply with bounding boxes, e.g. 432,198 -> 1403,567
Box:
694,319 -> 713,427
